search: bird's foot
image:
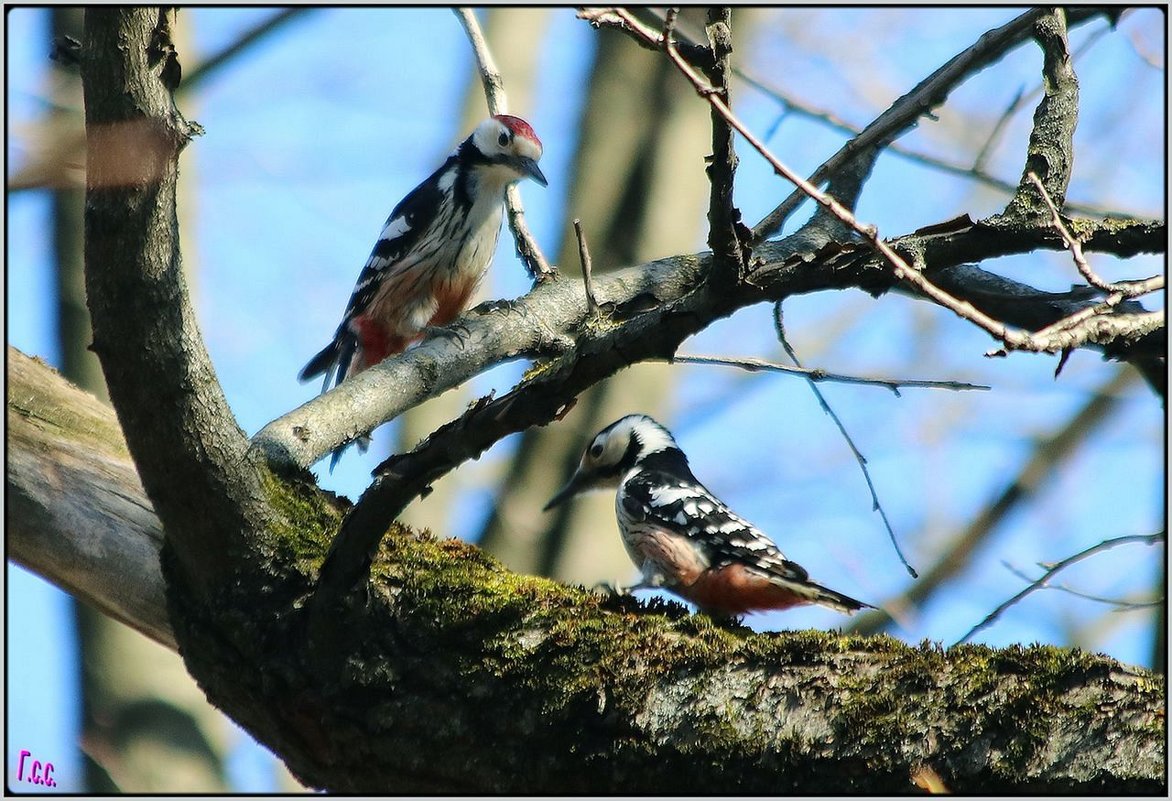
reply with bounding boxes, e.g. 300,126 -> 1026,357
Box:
591,580 -> 633,599
472,297 -> 519,317
422,322 -> 471,349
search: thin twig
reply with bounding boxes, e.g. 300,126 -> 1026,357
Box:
1001,561 -> 1164,610
572,219 -> 600,317
590,8 -> 1036,352
745,7 -> 1054,241
846,365 -> 1139,637
669,353 -> 989,393
454,9 -> 506,114
972,85 -> 1025,173
661,6 -> 678,40
642,9 -> 1134,220
773,306 -> 918,578
1027,172 -> 1164,298
645,14 -> 1134,220
454,8 -> 554,282
955,531 -> 1165,644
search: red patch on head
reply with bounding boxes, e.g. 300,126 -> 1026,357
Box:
680,563 -> 809,616
494,114 -> 541,147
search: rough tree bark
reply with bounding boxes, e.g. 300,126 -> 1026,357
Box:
8,347 -> 1167,793
47,9 -> 235,791
27,6 -> 1162,794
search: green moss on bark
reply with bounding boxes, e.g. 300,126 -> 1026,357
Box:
162,479 -> 1164,794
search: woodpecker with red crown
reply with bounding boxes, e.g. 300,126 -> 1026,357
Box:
301,115 -> 546,467
545,414 -> 873,617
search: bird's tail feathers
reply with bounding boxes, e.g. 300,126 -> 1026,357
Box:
805,581 -> 873,614
328,434 -> 370,473
300,331 -> 357,393
299,340 -> 338,383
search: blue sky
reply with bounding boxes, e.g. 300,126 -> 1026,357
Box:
6,7 -> 1165,792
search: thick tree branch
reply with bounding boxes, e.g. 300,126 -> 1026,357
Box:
696,7 -> 747,284
8,352 -> 1165,792
253,253 -> 697,468
81,8 -> 278,596
7,347 -> 173,648
253,213 -> 1163,473
1001,9 -> 1079,221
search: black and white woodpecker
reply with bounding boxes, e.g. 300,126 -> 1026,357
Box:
300,115 -> 546,466
545,414 -> 873,617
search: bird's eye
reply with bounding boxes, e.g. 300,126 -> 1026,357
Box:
589,442 -> 604,459
498,131 -> 510,147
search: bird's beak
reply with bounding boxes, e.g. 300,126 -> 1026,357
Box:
515,156 -> 548,187
543,471 -> 588,511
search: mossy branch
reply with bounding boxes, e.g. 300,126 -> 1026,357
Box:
9,347 -> 1166,793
